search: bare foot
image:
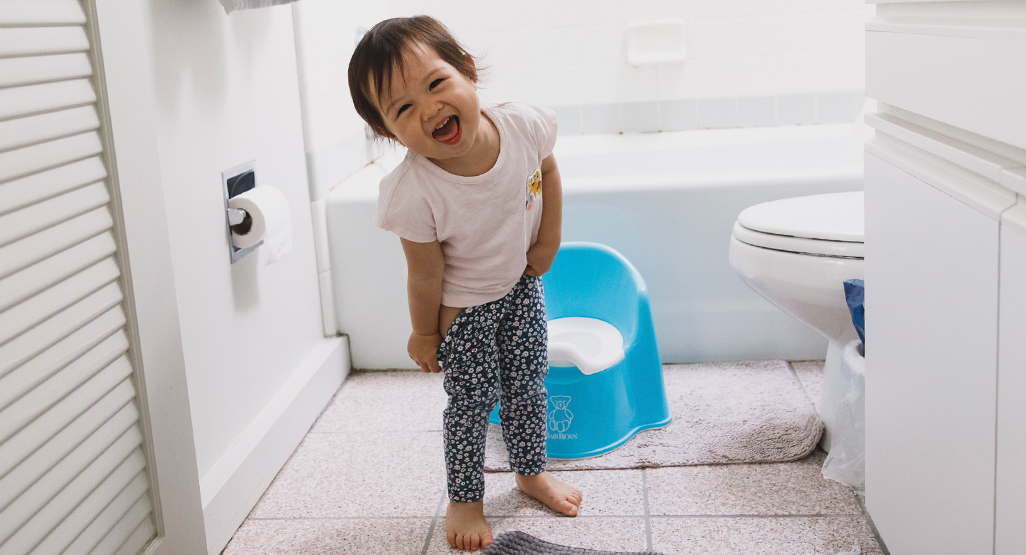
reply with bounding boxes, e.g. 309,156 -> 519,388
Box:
446,501 -> 493,551
515,471 -> 582,516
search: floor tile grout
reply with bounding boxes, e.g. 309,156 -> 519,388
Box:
785,360 -> 819,413
648,514 -> 865,519
244,513 -> 866,521
641,468 -> 652,550
305,429 -> 444,434
422,490 -> 447,555
247,516 -> 438,521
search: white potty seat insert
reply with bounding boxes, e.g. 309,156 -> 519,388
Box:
547,317 -> 625,375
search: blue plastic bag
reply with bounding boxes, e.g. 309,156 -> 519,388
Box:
843,279 -> 864,348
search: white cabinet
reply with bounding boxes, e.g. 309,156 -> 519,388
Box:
864,153 -> 1000,553
996,202 -> 1026,555
864,1 -> 1026,550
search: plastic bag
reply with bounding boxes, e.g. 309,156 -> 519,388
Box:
843,279 -> 864,348
822,339 -> 865,491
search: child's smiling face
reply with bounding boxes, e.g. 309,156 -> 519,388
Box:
373,42 -> 485,167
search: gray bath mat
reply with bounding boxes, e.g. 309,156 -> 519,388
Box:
482,531 -> 665,555
485,360 -> 822,471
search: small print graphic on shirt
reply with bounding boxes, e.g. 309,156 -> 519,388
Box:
525,169 -> 542,211
547,395 -> 577,439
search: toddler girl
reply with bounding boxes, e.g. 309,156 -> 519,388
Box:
348,15 -> 582,552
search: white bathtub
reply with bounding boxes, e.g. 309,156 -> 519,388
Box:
325,124 -> 863,369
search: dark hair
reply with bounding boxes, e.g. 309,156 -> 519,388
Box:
348,16 -> 480,138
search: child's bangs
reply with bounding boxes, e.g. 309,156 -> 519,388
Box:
365,43 -> 409,109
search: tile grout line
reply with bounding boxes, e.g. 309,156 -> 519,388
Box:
246,516 -> 441,521
244,513 -> 867,522
422,490 -> 447,555
785,360 -> 820,414
641,468 -> 653,551
648,514 -> 865,519
306,429 -> 445,434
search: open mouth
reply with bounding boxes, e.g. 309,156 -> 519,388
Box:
432,116 -> 461,145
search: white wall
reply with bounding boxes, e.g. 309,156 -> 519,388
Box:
293,0 -> 873,199
390,0 -> 873,133
293,0 -> 389,201
291,0 -> 871,187
291,0 -> 389,337
133,1 -> 347,551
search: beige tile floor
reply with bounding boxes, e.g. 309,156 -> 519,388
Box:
223,362 -> 887,555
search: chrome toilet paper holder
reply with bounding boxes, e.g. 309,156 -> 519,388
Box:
222,160 -> 262,264
226,207 -> 247,226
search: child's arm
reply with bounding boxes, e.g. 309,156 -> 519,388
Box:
525,153 -> 563,276
400,238 -> 445,373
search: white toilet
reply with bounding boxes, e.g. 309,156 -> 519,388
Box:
728,191 -> 864,452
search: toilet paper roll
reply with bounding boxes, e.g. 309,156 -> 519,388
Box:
229,185 -> 293,264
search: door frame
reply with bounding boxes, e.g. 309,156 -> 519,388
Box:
90,0 -> 207,552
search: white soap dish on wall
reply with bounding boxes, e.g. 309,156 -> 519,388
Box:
625,19 -> 687,66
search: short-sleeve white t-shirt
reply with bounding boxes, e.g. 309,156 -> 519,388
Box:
375,102 -> 558,308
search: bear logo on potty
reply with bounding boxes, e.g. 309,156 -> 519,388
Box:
547,396 -> 576,440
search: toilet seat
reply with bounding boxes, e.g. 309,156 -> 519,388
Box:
733,191 -> 864,258
732,222 -> 864,258
547,317 -> 625,376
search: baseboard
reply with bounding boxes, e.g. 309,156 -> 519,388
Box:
199,337 -> 349,554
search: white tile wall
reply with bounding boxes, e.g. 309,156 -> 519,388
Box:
293,0 -> 874,179
659,99 -> 698,131
388,0 -> 872,134
615,65 -> 660,103
657,63 -> 699,103
579,26 -> 627,66
620,101 -> 660,133
574,65 -> 622,105
697,97 -> 738,129
737,96 -> 777,128
817,91 -> 865,124
576,0 -> 622,26
580,103 -> 621,135
293,0 -> 388,201
777,94 -> 816,126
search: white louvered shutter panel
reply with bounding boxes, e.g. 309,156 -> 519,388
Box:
0,1 -> 158,554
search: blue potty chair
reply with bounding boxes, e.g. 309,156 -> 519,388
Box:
490,242 -> 672,459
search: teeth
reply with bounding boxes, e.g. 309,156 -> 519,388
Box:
435,117 -> 450,130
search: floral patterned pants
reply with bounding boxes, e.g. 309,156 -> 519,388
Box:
436,274 -> 549,503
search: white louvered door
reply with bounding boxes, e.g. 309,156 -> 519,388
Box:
0,1 -> 159,554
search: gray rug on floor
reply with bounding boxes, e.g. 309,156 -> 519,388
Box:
482,531 -> 665,555
485,360 -> 822,472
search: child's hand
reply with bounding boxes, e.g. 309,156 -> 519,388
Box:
525,242 -> 558,276
408,331 -> 443,373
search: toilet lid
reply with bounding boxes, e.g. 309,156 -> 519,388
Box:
732,222 -> 864,258
737,191 -> 864,243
